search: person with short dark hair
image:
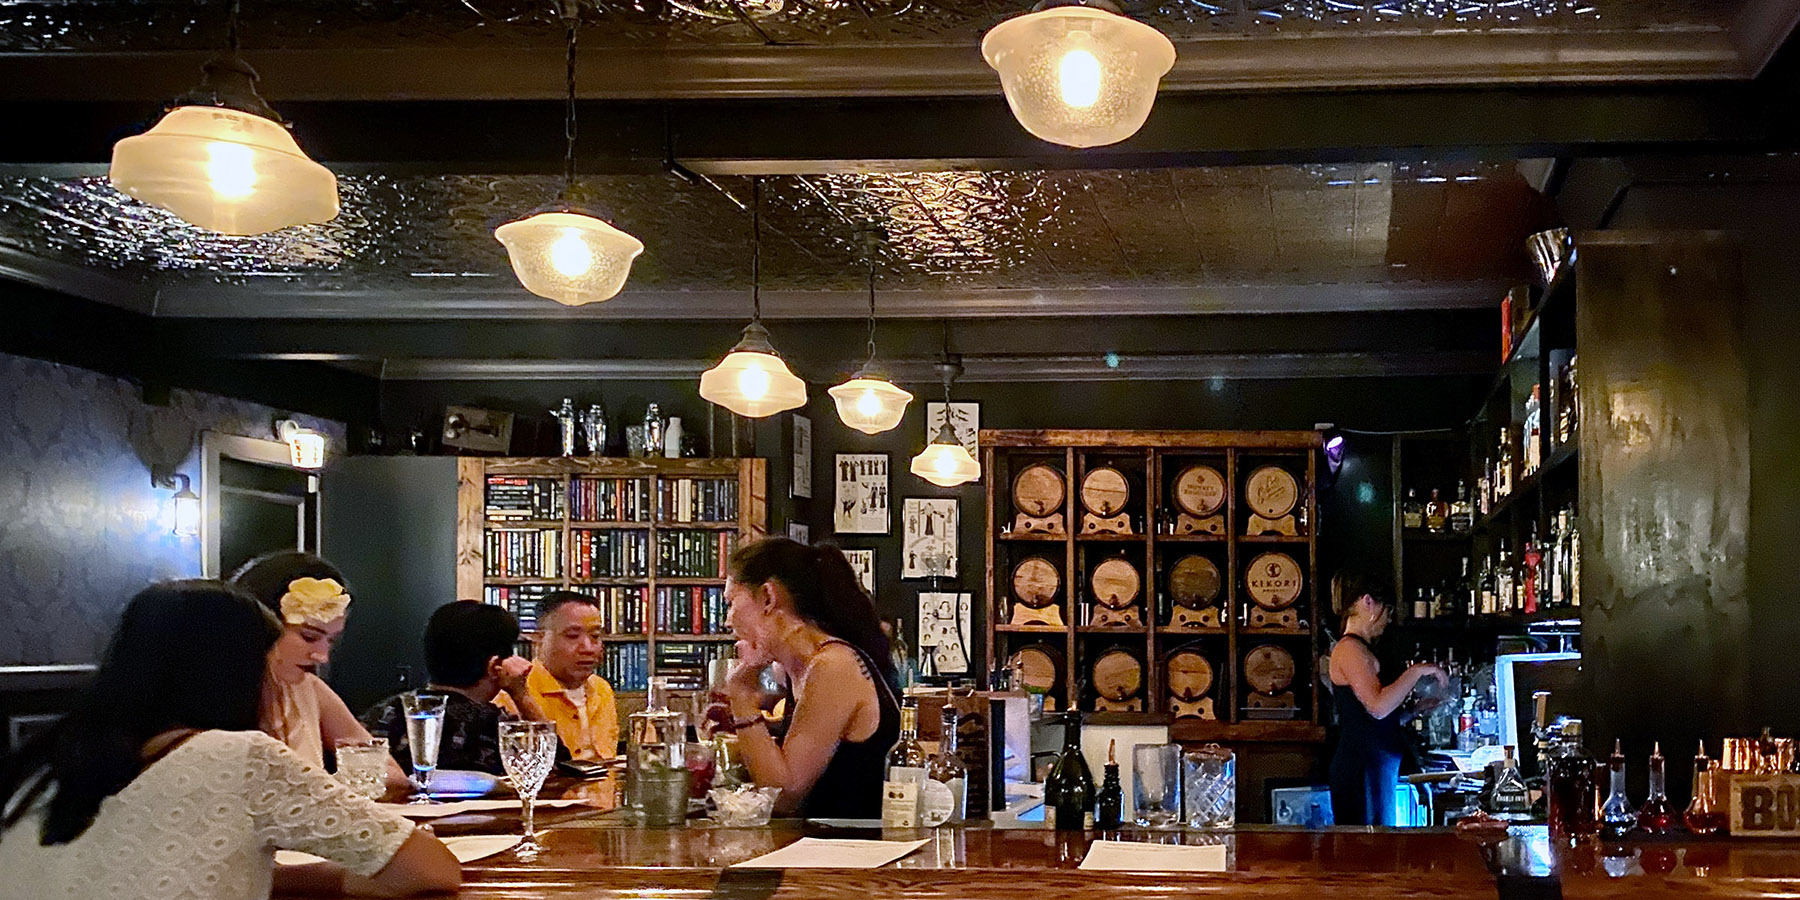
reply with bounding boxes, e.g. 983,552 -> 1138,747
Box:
496,591 -> 620,760
360,601 -> 550,775
1327,570 -> 1447,826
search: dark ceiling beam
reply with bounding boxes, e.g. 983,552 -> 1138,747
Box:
0,83 -> 1785,174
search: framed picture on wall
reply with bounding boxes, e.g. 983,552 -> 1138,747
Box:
925,402 -> 981,481
842,549 -> 875,595
834,453 -> 890,534
791,414 -> 812,499
917,591 -> 972,674
787,521 -> 810,543
901,497 -> 958,578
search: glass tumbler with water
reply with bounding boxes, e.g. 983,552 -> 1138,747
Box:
334,738 -> 389,800
1183,744 -> 1236,829
401,692 -> 447,804
1133,743 -> 1183,828
500,720 -> 560,859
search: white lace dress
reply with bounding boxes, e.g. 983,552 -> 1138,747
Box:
0,730 -> 415,900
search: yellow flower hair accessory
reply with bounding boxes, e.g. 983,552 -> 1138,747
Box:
279,577 -> 351,626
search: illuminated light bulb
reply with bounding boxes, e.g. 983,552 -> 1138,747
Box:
700,322 -> 808,418
738,365 -> 771,401
548,228 -> 594,277
1059,47 -> 1102,108
936,453 -> 957,476
828,375 -> 913,434
910,422 -> 981,487
857,389 -> 883,418
205,141 -> 257,198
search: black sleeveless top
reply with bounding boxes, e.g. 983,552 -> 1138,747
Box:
777,638 -> 900,819
1330,634 -> 1404,758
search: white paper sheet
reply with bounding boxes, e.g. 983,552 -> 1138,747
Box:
1077,840 -> 1228,872
730,837 -> 929,869
376,798 -> 588,819
276,834 -> 522,867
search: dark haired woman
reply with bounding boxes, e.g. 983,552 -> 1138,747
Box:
1327,571 -> 1446,827
231,551 -> 406,791
722,538 -> 898,818
0,581 -> 459,899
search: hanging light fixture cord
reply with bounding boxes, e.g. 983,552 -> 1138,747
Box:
562,3 -> 579,197
864,256 -> 878,368
226,0 -> 242,53
751,176 -> 762,323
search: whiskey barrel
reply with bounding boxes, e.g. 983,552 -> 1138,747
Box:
1244,644 -> 1296,694
1080,466 -> 1130,516
1092,649 -> 1144,701
1010,644 -> 1062,695
1165,650 -> 1215,701
1243,551 -> 1303,610
1090,558 -> 1141,609
1172,465 -> 1226,517
1010,557 -> 1061,608
1244,465 -> 1300,519
1168,555 -> 1222,609
1012,463 -> 1066,518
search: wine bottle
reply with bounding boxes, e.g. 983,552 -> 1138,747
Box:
923,703 -> 967,826
1046,711 -> 1094,831
1095,740 -> 1123,830
882,699 -> 928,828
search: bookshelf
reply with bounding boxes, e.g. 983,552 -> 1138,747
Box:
455,457 -> 766,693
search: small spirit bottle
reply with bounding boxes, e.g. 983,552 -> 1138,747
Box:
1425,489 -> 1450,533
1523,385 -> 1543,476
1637,742 -> 1677,834
1403,489 -> 1424,530
1095,740 -> 1124,830
1491,745 -> 1532,821
1684,740 -> 1727,835
1600,740 -> 1636,840
1548,719 -> 1598,840
1450,481 -> 1473,534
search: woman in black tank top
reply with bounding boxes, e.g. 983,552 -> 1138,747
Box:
1326,572 -> 1445,826
721,539 -> 898,818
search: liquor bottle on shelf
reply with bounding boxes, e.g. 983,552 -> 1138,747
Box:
890,618 -> 918,689
1095,740 -> 1124,830
1476,465 -> 1492,517
1425,489 -> 1450,533
1457,556 -> 1473,618
1546,511 -> 1568,608
1496,431 -> 1514,501
1557,355 -> 1580,446
1684,740 -> 1727,835
1403,489 -> 1424,530
1521,530 -> 1542,615
1491,745 -> 1532,821
1479,553 -> 1497,616
1567,515 -> 1582,608
1523,385 -> 1543,477
1547,719 -> 1598,840
1637,742 -> 1677,834
923,703 -> 967,826
1412,588 -> 1431,622
1600,740 -> 1637,839
1046,712 -> 1095,831
1450,481 -> 1473,534
882,699 -> 929,828
1495,540 -> 1514,615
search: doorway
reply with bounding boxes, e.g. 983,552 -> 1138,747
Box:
202,432 -> 321,578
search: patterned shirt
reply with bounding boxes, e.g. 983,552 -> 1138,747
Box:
360,689 -> 512,775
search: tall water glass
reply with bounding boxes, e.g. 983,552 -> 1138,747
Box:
1183,743 -> 1236,829
500,720 -> 559,859
334,738 -> 389,800
1133,743 -> 1182,828
401,692 -> 447,804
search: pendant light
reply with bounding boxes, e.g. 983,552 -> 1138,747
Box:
699,179 -> 808,418
910,354 -> 981,487
494,2 -> 643,306
108,0 -> 338,236
828,245 -> 913,434
980,0 -> 1176,149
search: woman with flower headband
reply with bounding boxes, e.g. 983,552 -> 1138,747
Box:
232,551 -> 409,791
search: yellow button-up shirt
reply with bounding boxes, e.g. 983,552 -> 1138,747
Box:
498,662 -> 620,760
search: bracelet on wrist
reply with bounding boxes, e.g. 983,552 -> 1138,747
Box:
732,714 -> 768,732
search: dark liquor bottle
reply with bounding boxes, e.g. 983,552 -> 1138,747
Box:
1547,719 -> 1598,841
1095,740 -> 1124,830
1684,740 -> 1727,835
1637,742 -> 1676,834
1047,712 -> 1095,831
1599,740 -> 1636,839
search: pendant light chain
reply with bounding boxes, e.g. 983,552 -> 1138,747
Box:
226,0 -> 242,53
865,256 -> 878,368
562,8 -> 579,195
751,177 -> 762,323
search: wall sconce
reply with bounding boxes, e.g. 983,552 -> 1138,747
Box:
275,418 -> 326,470
159,472 -> 201,537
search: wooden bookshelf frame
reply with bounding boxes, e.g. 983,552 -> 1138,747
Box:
982,429 -> 1324,744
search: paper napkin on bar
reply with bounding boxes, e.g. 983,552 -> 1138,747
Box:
1078,840 -> 1228,872
730,837 -> 929,869
276,834 -> 522,867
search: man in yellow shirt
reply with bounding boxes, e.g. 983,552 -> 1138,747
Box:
498,592 -> 620,759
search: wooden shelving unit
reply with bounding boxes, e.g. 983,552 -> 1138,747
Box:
454,456 -> 766,692
982,429 -> 1324,741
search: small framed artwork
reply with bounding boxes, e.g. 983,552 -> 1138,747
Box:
834,453 -> 890,534
842,549 -> 875,595
901,497 -> 958,578
791,414 -> 812,499
925,401 -> 980,481
918,591 -> 972,674
787,521 -> 811,543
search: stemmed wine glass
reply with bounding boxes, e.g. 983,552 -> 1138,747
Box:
499,720 -> 559,859
401,692 -> 447,804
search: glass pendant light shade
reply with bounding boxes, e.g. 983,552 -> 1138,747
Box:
829,374 -> 914,435
110,105 -> 338,236
911,422 -> 982,487
700,322 -> 808,418
981,2 -> 1176,149
495,208 -> 644,306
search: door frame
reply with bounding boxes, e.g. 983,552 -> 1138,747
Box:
200,431 -> 321,578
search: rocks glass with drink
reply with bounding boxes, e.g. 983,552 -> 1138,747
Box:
401,692 -> 447,804
499,720 -> 559,859
334,738 -> 389,800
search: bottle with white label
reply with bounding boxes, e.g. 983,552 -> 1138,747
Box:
882,699 -> 928,828
923,703 -> 967,826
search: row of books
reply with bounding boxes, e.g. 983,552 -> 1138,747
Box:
485,476 -> 564,520
658,477 -> 738,524
569,477 -> 653,523
484,528 -> 561,578
483,584 -> 557,630
655,641 -> 732,688
572,530 -> 650,579
584,586 -> 649,634
655,585 -> 729,635
602,643 -> 651,692
657,530 -> 736,579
